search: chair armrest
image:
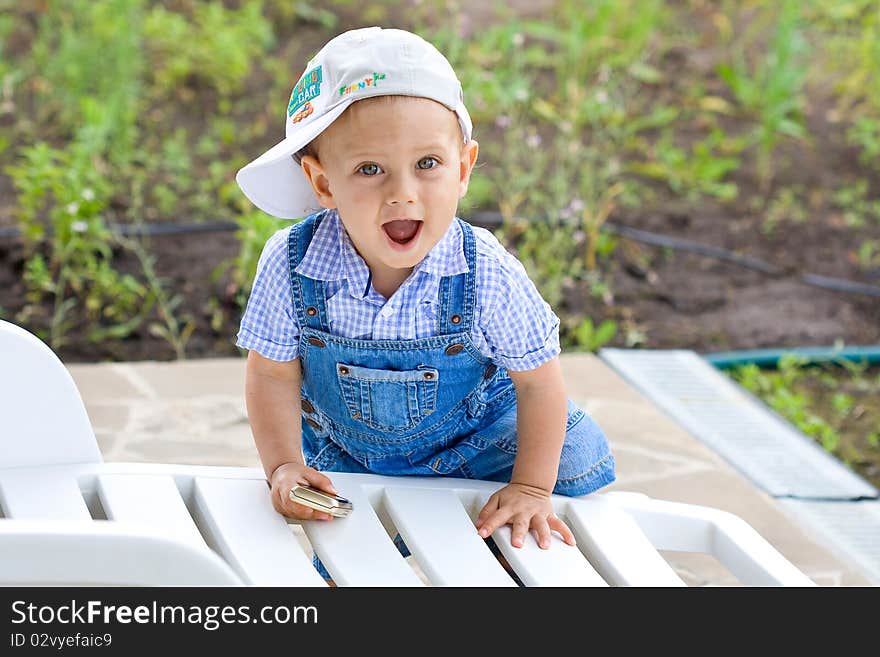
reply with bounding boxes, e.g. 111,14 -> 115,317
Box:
0,519 -> 243,586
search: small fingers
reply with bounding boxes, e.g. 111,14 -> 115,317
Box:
274,482 -> 332,521
301,470 -> 338,495
477,507 -> 510,539
286,499 -> 333,521
533,518 -> 552,549
292,504 -> 333,521
548,513 -> 577,546
291,468 -> 336,521
475,496 -> 500,530
511,518 -> 530,548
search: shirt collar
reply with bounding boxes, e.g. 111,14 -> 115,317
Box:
414,218 -> 469,279
293,209 -> 346,282
294,209 -> 470,294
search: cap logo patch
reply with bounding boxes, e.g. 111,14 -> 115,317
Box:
339,72 -> 386,97
291,102 -> 315,124
288,65 -> 323,117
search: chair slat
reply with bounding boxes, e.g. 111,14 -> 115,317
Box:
191,477 -> 328,586
383,487 -> 517,587
566,497 -> 685,586
0,471 -> 91,520
302,481 -> 424,587
97,474 -> 204,548
491,524 -> 608,587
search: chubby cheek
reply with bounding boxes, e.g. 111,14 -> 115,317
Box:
353,223 -> 383,252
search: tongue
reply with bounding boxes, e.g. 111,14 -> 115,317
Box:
384,220 -> 420,243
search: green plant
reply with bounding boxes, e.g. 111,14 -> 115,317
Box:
0,10 -> 22,134
831,179 -> 880,228
756,184 -> 810,234
627,127 -> 743,203
30,0 -> 146,169
522,0 -> 670,262
831,392 -> 854,418
115,230 -> 194,360
804,0 -> 880,170
732,356 -> 841,452
730,353 -> 880,466
716,0 -> 809,194
521,0 -> 669,97
845,117 -> 880,168
459,168 -> 495,212
569,317 -> 617,352
143,1 -> 274,98
213,210 -> 299,312
855,240 -> 880,270
7,0 -> 194,351
500,219 -> 585,311
5,141 -> 146,349
622,322 -> 647,348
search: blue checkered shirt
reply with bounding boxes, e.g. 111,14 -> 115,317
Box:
235,209 -> 560,371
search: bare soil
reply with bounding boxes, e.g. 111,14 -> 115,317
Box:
0,1 -> 877,484
2,1 -> 878,361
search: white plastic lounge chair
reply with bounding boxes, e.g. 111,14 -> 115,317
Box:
0,319 -> 815,587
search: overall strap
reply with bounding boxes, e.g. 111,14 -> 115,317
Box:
288,210 -> 330,332
438,218 -> 477,334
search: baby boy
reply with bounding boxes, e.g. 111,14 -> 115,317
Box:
235,27 -> 616,555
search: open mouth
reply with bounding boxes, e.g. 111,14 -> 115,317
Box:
382,219 -> 423,247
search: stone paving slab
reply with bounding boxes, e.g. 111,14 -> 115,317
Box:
66,353 -> 872,586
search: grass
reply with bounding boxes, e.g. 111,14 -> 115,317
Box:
1,0 -> 877,487
729,354 -> 880,488
0,0 -> 878,365
0,0 -> 880,348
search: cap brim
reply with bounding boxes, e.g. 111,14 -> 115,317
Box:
235,102 -> 350,219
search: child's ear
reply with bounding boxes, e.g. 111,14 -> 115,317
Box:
300,154 -> 337,209
458,139 -> 479,199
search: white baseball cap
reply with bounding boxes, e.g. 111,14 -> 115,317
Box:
235,26 -> 473,219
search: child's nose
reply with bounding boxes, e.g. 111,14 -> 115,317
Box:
385,172 -> 418,206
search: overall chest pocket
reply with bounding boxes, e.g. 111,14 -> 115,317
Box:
336,362 -> 439,432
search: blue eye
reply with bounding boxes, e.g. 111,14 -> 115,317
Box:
359,163 -> 380,176
418,157 -> 438,170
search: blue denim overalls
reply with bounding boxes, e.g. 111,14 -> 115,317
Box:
290,211 -> 616,497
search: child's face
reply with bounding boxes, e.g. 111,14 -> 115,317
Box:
300,96 -> 479,280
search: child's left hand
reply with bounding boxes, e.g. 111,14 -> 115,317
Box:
475,482 -> 576,549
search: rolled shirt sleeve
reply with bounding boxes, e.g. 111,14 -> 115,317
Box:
235,227 -> 301,361
476,231 -> 561,372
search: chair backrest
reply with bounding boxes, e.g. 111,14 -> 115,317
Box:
0,320 -> 101,468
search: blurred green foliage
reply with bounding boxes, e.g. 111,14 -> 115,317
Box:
1,0 -> 879,358
730,354 -> 880,483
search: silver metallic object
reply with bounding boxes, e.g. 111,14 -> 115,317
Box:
289,485 -> 353,517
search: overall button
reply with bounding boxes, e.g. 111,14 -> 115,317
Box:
445,343 -> 464,356
450,314 -> 462,325
306,418 -> 322,430
306,306 -> 318,317
307,337 -> 326,348
301,399 -> 315,414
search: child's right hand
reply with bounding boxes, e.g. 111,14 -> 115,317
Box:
268,461 -> 338,521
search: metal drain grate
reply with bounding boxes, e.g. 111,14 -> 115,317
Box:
600,348 -> 880,583
778,500 -> 880,584
599,349 -> 877,500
